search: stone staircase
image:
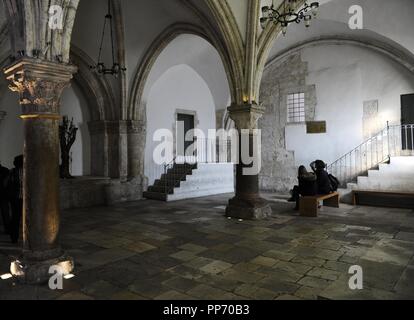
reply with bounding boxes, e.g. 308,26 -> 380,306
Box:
339,156 -> 414,203
143,163 -> 234,202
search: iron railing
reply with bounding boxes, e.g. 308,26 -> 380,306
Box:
327,123 -> 414,187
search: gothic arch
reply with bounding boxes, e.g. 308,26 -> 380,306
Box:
202,0 -> 245,104
265,35 -> 414,77
255,0 -> 306,102
128,22 -> 237,121
69,46 -> 117,121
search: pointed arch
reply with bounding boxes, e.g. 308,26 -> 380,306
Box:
128,22 -> 237,121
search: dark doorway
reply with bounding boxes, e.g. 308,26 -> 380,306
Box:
401,94 -> 414,150
176,113 -> 195,157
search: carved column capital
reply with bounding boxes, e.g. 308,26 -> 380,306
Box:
227,102 -> 266,130
3,58 -> 77,115
127,120 -> 146,135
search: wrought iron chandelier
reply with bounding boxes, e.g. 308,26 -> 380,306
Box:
260,0 -> 320,35
90,0 -> 126,76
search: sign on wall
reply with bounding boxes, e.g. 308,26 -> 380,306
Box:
306,121 -> 327,134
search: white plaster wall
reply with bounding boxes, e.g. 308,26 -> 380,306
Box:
143,34 -> 230,112
285,44 -> 414,168
145,64 -> 216,185
269,0 -> 414,61
61,83 -> 91,176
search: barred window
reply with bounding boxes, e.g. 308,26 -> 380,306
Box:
287,93 -> 305,123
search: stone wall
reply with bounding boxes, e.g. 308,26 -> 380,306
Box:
259,52 -> 317,192
60,177 -> 147,210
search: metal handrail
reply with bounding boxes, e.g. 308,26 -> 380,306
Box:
327,123 -> 414,187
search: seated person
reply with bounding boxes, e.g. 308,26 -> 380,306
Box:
310,160 -> 333,195
289,165 -> 317,210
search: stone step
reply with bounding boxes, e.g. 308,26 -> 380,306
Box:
357,176 -> 414,193
146,163 -> 234,202
153,179 -> 181,187
143,192 -> 168,201
161,173 -> 190,181
147,185 -> 174,194
166,169 -> 194,176
389,156 -> 414,166
168,163 -> 234,202
368,170 -> 414,178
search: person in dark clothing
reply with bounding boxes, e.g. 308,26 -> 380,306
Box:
0,162 -> 10,234
7,155 -> 23,244
289,166 -> 318,210
310,160 -> 333,195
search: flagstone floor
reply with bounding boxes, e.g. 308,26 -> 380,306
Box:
0,193 -> 413,300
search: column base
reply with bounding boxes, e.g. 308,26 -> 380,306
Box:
225,196 -> 272,220
10,250 -> 74,285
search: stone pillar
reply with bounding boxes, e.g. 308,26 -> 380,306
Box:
88,120 -> 130,180
4,58 -> 77,284
127,120 -> 146,180
225,103 -> 272,220
88,121 -> 110,177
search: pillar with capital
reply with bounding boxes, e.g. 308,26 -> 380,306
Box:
225,103 -> 272,220
4,58 -> 77,284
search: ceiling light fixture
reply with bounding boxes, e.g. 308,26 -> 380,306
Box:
260,0 -> 320,36
90,0 -> 126,76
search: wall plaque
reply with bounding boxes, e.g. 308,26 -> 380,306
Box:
306,121 -> 327,134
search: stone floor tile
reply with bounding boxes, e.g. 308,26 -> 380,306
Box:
170,250 -> 197,262
179,243 -> 208,254
307,267 -> 342,281
294,286 -> 323,300
275,294 -> 302,300
81,280 -> 121,299
298,276 -> 332,289
57,291 -> 95,300
110,290 -> 147,300
220,269 -> 265,284
200,260 -> 233,274
187,284 -> 229,300
257,276 -> 301,295
262,250 -> 295,262
394,266 -> 414,297
319,276 -> 401,300
251,256 -> 278,267
184,257 -> 215,270
292,256 -> 325,267
123,241 -> 157,253
128,279 -> 170,299
235,284 -> 278,300
154,290 -> 193,300
273,261 -> 313,275
232,262 -> 261,273
163,276 -> 199,292
362,239 -> 414,266
324,260 -> 352,273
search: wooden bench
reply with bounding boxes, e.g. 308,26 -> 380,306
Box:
300,192 -> 340,217
352,190 -> 414,209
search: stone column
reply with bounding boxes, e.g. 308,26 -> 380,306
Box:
226,103 -> 272,220
88,121 -> 110,177
4,58 -> 77,284
127,120 -> 146,181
